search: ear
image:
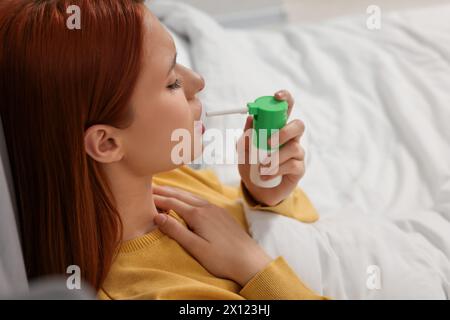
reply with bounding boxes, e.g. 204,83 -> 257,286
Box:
84,125 -> 124,163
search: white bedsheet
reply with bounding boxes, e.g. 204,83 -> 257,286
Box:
150,1 -> 450,299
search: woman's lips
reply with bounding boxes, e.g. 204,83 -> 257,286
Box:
195,121 -> 205,135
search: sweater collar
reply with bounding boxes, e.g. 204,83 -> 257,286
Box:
118,209 -> 185,253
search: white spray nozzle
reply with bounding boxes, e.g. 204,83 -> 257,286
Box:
205,107 -> 248,117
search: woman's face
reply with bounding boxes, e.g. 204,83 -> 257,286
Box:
119,8 -> 205,176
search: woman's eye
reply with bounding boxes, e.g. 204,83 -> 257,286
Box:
167,78 -> 183,90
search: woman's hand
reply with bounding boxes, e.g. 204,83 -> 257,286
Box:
237,90 -> 306,206
152,185 -> 272,286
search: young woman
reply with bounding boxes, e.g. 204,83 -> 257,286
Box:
0,0 -> 326,299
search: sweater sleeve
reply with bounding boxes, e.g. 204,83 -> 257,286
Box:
239,181 -> 319,223
239,256 -> 328,300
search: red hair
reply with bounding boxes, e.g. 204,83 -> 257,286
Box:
0,0 -> 145,289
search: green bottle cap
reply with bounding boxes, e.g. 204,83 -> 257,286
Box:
247,96 -> 288,150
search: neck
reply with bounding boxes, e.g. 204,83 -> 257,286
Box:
104,165 -> 160,242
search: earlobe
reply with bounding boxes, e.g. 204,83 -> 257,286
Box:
84,125 -> 124,163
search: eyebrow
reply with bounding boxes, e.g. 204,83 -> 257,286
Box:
167,52 -> 177,76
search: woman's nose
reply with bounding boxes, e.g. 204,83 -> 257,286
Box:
197,75 -> 205,93
191,72 -> 205,94
180,65 -> 205,98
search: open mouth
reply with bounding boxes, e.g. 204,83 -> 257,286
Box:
195,120 -> 205,135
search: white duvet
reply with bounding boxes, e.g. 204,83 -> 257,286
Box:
150,1 -> 450,299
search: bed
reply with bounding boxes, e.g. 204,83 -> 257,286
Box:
151,1 -> 450,299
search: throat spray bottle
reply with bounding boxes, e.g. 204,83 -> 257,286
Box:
206,96 -> 288,188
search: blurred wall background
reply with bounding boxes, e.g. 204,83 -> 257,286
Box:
168,0 -> 450,28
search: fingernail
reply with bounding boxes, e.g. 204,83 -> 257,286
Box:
260,166 -> 273,175
269,136 -> 279,147
260,155 -> 271,165
154,214 -> 167,225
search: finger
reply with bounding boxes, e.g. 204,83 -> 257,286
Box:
274,90 -> 295,118
154,213 -> 207,257
260,141 -> 305,174
243,115 -> 253,132
153,185 -> 208,207
236,115 -> 253,164
237,116 -> 253,152
268,119 -> 305,148
153,194 -> 197,224
260,159 -> 304,178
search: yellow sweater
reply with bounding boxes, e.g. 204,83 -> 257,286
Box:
98,165 -> 326,300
